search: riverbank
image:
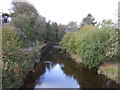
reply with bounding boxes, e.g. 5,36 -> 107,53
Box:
2,41 -> 45,88
21,46 -> 119,88
66,51 -> 119,85
98,61 -> 119,84
2,51 -> 31,88
2,49 -> 39,88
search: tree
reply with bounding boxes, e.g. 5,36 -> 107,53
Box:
11,1 -> 46,43
44,21 -> 56,42
80,13 -> 97,27
57,24 -> 66,41
11,1 -> 38,18
51,22 -> 59,42
44,21 -> 66,42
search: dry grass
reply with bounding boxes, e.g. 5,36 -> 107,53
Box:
68,52 -> 83,63
98,61 -> 119,84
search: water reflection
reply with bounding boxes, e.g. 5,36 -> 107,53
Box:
35,63 -> 79,88
21,47 -> 119,88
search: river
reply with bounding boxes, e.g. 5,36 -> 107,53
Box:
21,46 -> 119,88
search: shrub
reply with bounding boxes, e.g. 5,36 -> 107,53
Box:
60,20 -> 118,68
100,20 -> 119,60
60,32 -> 74,50
80,30 -> 110,68
2,27 -> 22,54
2,26 -> 38,88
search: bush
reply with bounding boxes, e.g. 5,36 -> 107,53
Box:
2,26 -> 38,88
80,30 -> 110,68
2,51 -> 37,88
60,32 -> 77,52
60,20 -> 119,68
74,25 -> 98,54
60,32 -> 73,48
100,20 -> 119,60
2,27 -> 22,54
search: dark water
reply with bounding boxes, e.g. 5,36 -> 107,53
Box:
21,47 -> 119,88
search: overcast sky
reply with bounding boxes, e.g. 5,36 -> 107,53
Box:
0,0 -> 119,25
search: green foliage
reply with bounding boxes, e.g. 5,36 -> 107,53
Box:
99,20 -> 119,60
11,1 -> 66,43
57,25 -> 66,41
2,27 -> 22,54
2,13 -> 9,18
80,13 -> 97,27
2,27 -> 38,88
60,20 -> 119,68
12,14 -> 34,42
2,51 -> 37,88
80,30 -> 109,68
44,21 -> 56,42
60,32 -> 77,53
2,0 -> 66,88
12,14 -> 46,42
11,1 -> 38,18
60,32 -> 73,50
44,21 -> 66,42
11,1 -> 46,43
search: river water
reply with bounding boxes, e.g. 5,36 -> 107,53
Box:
21,47 -> 119,88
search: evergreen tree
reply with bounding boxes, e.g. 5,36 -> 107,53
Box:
81,13 -> 97,27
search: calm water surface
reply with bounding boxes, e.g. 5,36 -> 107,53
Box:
21,47 -> 119,88
35,63 -> 79,88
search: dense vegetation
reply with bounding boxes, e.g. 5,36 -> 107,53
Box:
2,26 -> 39,88
60,20 -> 119,68
11,1 -> 66,44
1,0 -> 119,88
2,1 -> 66,88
